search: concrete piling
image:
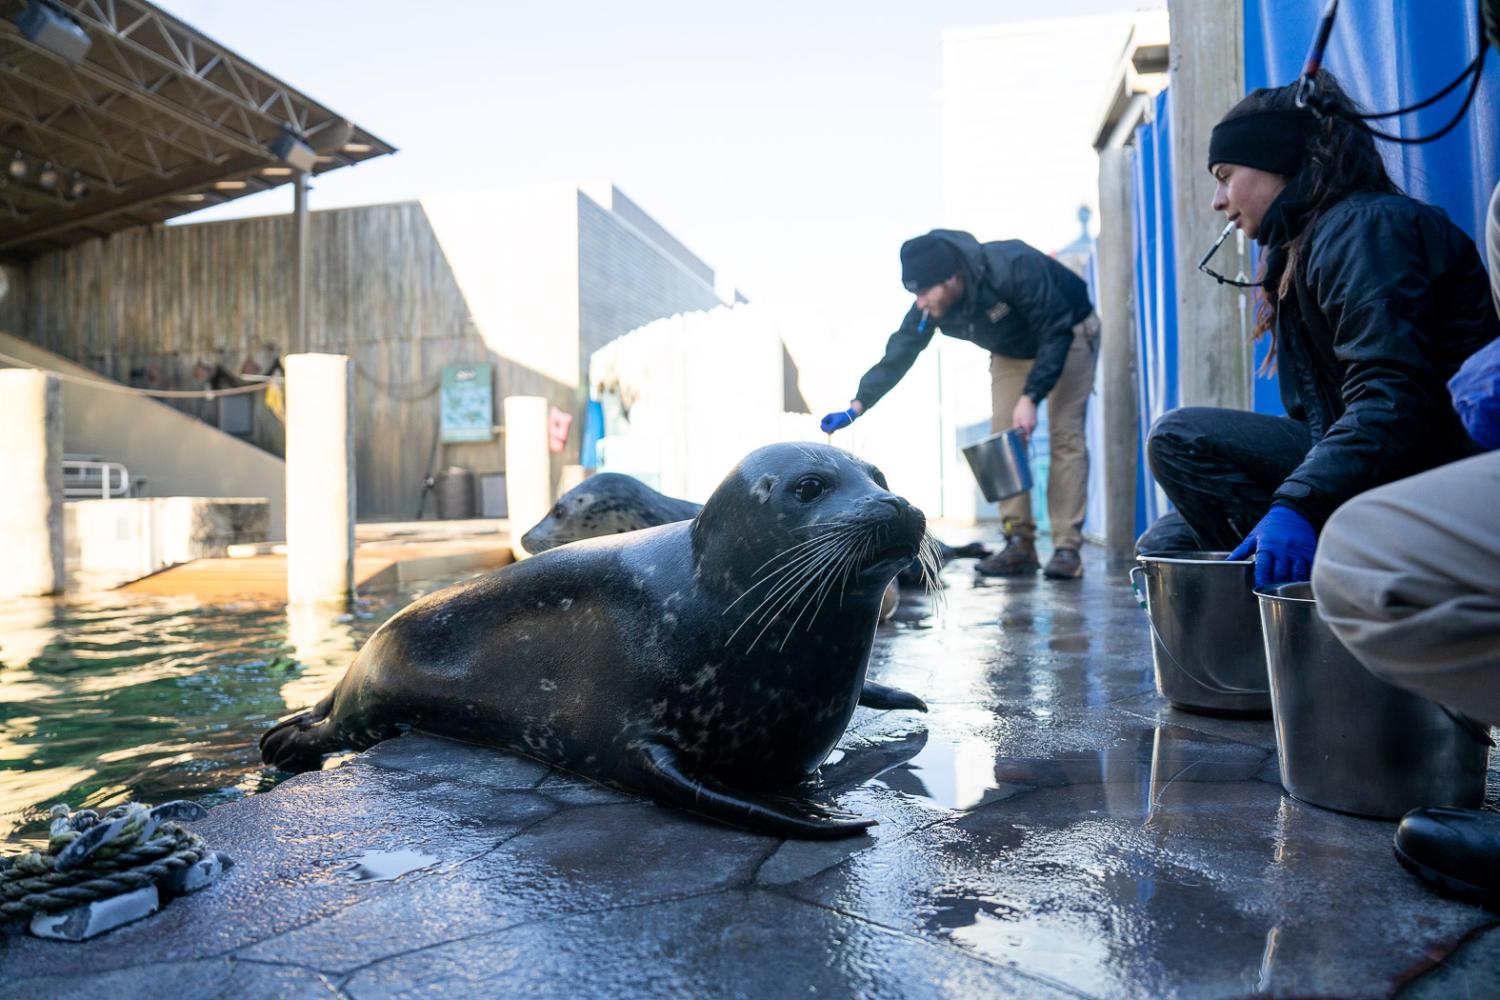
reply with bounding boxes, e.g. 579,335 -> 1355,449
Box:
1096,146 -> 1142,568
1168,0 -> 1252,410
284,354 -> 354,604
504,396 -> 551,561
0,370 -> 64,598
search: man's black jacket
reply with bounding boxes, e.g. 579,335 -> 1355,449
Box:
1271,191 -> 1500,526
854,230 -> 1093,410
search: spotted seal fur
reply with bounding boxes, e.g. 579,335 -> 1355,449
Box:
521,470 -> 920,708
261,443 -> 935,838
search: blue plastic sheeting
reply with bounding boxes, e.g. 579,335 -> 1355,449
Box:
579,399 -> 605,469
1245,0 -> 1500,250
1131,87 -> 1178,534
1238,3 -> 1497,418
1126,7 -> 1499,536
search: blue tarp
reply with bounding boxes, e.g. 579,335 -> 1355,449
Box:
1131,87 -> 1178,534
1246,0 -> 1500,249
1126,6 -> 1498,537
1243,4 -> 1500,416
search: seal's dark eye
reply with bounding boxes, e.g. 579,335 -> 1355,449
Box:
792,476 -> 826,503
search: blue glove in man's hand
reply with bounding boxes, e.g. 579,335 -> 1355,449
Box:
1226,504 -> 1317,589
820,407 -> 858,434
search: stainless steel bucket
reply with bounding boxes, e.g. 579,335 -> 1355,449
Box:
1258,581 -> 1492,819
961,428 -> 1032,502
1130,552 -> 1272,716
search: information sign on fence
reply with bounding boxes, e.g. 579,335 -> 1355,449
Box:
440,364 -> 494,443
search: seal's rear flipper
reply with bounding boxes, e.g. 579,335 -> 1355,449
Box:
629,741 -> 876,840
259,693 -> 342,773
859,681 -> 928,712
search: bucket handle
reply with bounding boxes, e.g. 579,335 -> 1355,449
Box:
1128,565 -> 1271,697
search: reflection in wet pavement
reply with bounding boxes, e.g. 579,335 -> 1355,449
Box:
820,544 -> 1499,996
346,848 -> 440,883
0,543 -> 1492,997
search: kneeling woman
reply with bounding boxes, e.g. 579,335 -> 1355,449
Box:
1139,72 -> 1500,586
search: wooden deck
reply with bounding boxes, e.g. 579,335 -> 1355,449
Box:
119,538 -> 514,602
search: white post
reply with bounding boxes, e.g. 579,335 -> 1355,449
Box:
285,354 -> 354,604
0,370 -> 64,598
1097,146 -> 1142,568
504,396 -> 551,560
1168,0 -> 1250,409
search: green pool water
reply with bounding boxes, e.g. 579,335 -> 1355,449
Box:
0,574 -> 468,847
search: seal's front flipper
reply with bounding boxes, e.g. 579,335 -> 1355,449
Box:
259,693 -> 344,773
629,741 -> 876,840
859,680 -> 928,712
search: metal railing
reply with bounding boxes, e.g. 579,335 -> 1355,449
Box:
62,458 -> 132,500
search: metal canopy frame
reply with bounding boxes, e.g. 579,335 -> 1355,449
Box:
0,0 -> 395,257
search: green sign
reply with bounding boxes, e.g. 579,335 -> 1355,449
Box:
440,364 -> 494,443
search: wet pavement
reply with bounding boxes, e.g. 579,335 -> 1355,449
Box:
1,544 -> 1496,998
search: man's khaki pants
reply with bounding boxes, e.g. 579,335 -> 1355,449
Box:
1312,450 -> 1500,726
989,312 -> 1099,551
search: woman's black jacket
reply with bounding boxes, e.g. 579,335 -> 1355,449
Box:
1271,191 -> 1500,526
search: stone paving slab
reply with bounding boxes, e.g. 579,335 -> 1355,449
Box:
2,545 -> 1496,998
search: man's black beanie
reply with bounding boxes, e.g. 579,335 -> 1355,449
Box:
900,234 -> 959,292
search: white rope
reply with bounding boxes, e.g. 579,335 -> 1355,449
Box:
0,349 -> 276,399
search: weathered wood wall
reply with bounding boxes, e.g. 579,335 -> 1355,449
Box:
20,204 -> 574,520
0,264 -> 27,336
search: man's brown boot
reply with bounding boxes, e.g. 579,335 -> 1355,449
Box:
975,532 -> 1039,576
1043,547 -> 1083,579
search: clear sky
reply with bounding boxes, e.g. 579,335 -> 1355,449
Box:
158,0 -> 1162,329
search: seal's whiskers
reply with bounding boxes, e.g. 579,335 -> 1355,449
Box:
725,533 -> 847,616
788,528 -> 876,650
725,535 -> 852,649
916,533 -> 945,596
739,535 -> 861,652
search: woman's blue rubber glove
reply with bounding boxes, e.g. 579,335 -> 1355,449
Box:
1226,504 -> 1317,589
820,407 -> 858,434
1448,336 -> 1500,451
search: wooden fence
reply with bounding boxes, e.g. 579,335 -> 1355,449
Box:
20,203 -> 573,519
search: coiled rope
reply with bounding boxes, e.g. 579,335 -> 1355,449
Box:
0,802 -> 212,920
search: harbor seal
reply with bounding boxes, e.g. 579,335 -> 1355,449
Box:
521,470 -> 920,707
262,443 -> 934,838
519,473 -> 700,553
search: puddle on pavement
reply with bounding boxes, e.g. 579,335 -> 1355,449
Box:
345,848 -> 438,883
869,715 -> 1268,816
931,894 -> 1110,990
875,733 -> 1017,811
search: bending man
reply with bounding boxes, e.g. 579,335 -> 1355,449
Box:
822,230 -> 1098,579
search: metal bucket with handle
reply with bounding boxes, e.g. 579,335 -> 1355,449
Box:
1130,551 -> 1272,716
961,428 -> 1032,503
1257,581 -> 1492,819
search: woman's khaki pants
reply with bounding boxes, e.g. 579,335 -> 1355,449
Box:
988,313 -> 1098,550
